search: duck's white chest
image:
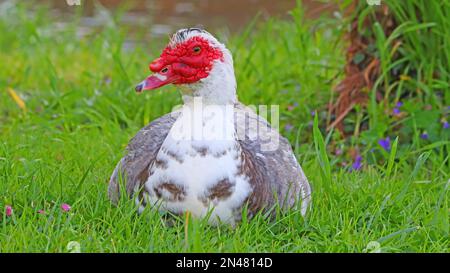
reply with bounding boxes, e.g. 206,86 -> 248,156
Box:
138,104 -> 252,224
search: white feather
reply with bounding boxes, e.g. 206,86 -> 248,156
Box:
142,102 -> 252,225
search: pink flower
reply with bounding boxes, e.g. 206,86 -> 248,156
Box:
5,205 -> 12,217
37,209 -> 46,214
61,203 -> 71,212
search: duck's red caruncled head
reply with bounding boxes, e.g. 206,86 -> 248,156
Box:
135,28 -> 225,92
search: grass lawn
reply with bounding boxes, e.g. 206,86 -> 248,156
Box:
0,2 -> 448,252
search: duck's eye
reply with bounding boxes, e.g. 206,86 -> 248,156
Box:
193,46 -> 201,53
161,67 -> 169,73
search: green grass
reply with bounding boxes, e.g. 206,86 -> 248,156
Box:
0,2 -> 448,252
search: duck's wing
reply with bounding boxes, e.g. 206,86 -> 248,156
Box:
108,111 -> 181,204
234,103 -> 311,216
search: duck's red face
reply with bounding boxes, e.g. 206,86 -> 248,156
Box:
135,36 -> 224,92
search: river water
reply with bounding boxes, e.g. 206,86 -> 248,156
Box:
44,0 -> 336,33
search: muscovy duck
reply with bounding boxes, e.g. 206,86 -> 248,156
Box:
109,28 -> 311,225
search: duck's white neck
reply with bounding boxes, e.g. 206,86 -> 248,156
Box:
179,53 -> 237,105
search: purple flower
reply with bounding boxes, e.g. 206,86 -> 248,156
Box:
378,137 -> 391,151
443,121 -> 449,129
61,203 -> 71,212
420,132 -> 429,139
311,111 -> 316,117
287,102 -> 299,111
5,205 -> 12,217
351,155 -> 363,171
393,107 -> 401,115
396,101 -> 403,108
284,124 -> 293,132
103,75 -> 112,85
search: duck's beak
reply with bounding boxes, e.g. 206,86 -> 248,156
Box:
135,57 -> 180,92
135,73 -> 173,92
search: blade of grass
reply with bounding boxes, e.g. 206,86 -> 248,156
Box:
313,113 -> 332,191
385,136 -> 398,178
